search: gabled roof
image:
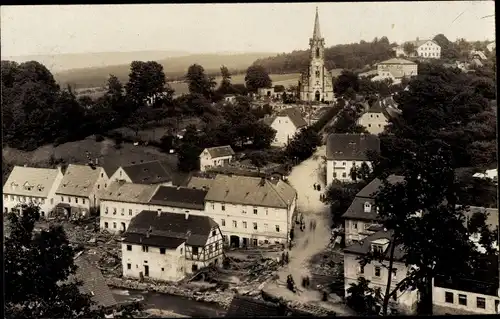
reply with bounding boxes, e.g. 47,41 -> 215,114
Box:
205,174 -> 297,209
276,108 -> 308,129
378,58 -> 417,65
344,229 -> 405,261
204,145 -> 235,159
186,176 -> 215,190
148,186 -> 207,210
123,210 -> 218,247
121,160 -> 173,185
326,134 -> 380,161
56,164 -> 102,197
100,181 -> 159,203
3,166 -> 61,197
68,253 -> 117,308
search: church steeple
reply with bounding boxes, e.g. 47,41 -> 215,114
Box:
312,7 -> 322,40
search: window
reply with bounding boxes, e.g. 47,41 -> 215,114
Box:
142,245 -> 149,252
209,245 -> 213,253
458,294 -> 467,306
113,208 -> 117,215
476,297 -> 485,309
315,70 -> 320,77
82,198 -> 86,204
193,247 -> 199,255
221,204 -> 225,211
232,220 -> 237,228
104,184 -> 107,188
359,265 -> 364,274
119,170 -> 122,177
104,222 -> 109,228
333,172 -> 337,178
276,225 -> 280,232
105,207 -> 109,214
342,162 -> 346,166
315,47 -> 320,58
242,209 -> 246,214
253,208 -> 258,215
97,184 -> 100,189
265,208 -> 268,215
211,203 -> 215,210
253,222 -> 258,230
41,198 -> 45,204
127,263 -> 131,270
374,266 -> 381,277
68,197 -> 71,203
129,209 -> 132,216
160,248 -> 166,254
342,172 -> 347,178
121,208 -> 124,215
101,173 -> 104,178
368,124 -> 371,127
212,230 -> 216,236
180,248 -> 183,254
215,243 -> 219,250
243,221 -> 247,228
113,222 -> 116,229
353,222 -> 358,229
221,219 -> 226,226
61,196 -> 64,202
127,245 -> 132,251
192,264 -> 198,272
75,197 -> 78,204
161,268 -> 164,271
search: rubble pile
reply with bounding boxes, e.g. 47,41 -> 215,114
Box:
106,277 -> 234,309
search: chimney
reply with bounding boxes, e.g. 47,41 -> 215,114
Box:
185,212 -> 189,220
95,158 -> 99,165
364,202 -> 372,213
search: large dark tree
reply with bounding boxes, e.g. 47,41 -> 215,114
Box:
177,125 -> 202,172
333,70 -> 360,98
244,65 -> 272,92
186,64 -> 216,100
125,61 -> 167,106
284,127 -> 321,163
217,65 -> 233,96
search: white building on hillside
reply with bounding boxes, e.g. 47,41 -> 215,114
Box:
372,58 -> 418,84
99,181 -> 207,233
265,108 -> 308,147
121,210 -> 223,282
199,146 -> 235,172
54,164 -> 109,216
394,38 -> 441,59
3,165 -> 64,217
189,174 -> 297,248
325,134 -> 380,185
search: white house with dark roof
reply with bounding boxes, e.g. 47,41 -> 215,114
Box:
109,160 -> 173,186
199,146 -> 235,172
121,210 -> 223,282
344,229 -> 419,314
3,165 -> 64,217
55,164 -> 109,216
373,58 -> 418,84
357,100 -> 391,135
325,134 -> 381,185
394,38 -> 441,59
265,108 -> 308,147
99,181 -> 207,233
195,174 -> 297,248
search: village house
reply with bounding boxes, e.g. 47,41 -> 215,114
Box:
3,165 -> 65,217
223,94 -> 237,103
372,58 -> 418,84
54,164 -> 109,217
100,181 -> 207,233
486,41 -> 495,52
121,210 -> 223,281
344,229 -> 419,314
109,160 -> 173,186
189,174 -> 297,248
257,87 -> 282,99
394,38 -> 441,59
357,100 -> 391,135
265,108 -> 308,147
325,134 -> 381,185
199,145 -> 235,172
342,175 -> 404,245
470,50 -> 487,60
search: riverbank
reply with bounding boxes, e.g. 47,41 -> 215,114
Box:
106,277 -> 234,309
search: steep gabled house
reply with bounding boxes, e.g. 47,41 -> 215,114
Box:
199,146 -> 235,172
121,210 -> 223,281
265,108 -> 308,147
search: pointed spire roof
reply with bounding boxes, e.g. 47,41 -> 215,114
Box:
312,7 -> 322,40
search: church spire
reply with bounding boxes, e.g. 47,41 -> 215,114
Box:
312,7 -> 322,40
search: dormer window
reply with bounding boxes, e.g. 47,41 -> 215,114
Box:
372,244 -> 384,254
364,202 -> 372,213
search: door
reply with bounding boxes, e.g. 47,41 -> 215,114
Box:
315,91 -> 320,101
144,265 -> 149,277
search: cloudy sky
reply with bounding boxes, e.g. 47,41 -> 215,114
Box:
1,2 -> 495,57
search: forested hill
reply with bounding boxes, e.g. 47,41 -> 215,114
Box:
252,37 -> 396,74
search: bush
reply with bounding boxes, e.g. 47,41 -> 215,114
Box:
95,134 -> 104,142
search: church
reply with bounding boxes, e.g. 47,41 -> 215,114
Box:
298,8 -> 335,103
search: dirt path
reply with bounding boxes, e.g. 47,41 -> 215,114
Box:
262,146 -> 353,315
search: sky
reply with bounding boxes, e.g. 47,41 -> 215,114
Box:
1,2 -> 496,57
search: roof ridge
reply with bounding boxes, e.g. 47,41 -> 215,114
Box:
266,179 -> 289,207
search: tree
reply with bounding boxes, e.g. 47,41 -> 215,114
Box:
125,61 -> 167,106
284,127 -> 321,163
365,140 -> 487,315
177,125 -> 202,172
217,65 -> 233,95
333,70 -> 360,98
346,277 -> 381,315
245,65 -> 272,92
186,64 -> 216,100
246,150 -> 269,172
402,42 -> 416,56
323,181 -> 367,225
106,74 -> 124,101
5,204 -> 99,318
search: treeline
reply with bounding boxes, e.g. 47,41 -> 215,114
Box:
1,59 -> 276,152
252,37 -> 395,74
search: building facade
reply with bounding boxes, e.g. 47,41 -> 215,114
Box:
266,108 -> 308,147
3,165 -> 65,217
199,146 -> 235,172
325,134 -> 380,185
189,174 -> 297,248
298,8 -> 334,102
357,102 -> 390,135
395,39 -> 441,59
121,210 -> 223,282
373,58 -> 418,84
